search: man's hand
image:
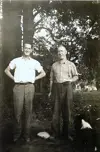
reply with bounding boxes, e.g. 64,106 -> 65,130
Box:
35,70 -> 46,82
35,77 -> 38,81
4,66 -> 15,81
48,92 -> 51,98
68,79 -> 72,82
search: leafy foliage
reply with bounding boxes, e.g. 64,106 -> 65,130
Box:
2,1 -> 100,82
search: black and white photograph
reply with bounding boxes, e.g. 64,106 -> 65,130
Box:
0,0 -> 100,152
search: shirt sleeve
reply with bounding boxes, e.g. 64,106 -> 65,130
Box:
71,63 -> 78,76
35,61 -> 43,73
9,59 -> 16,70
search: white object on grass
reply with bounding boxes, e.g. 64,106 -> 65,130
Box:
37,131 -> 50,139
95,146 -> 97,151
81,119 -> 92,129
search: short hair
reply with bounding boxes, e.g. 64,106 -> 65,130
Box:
58,45 -> 67,53
24,43 -> 32,48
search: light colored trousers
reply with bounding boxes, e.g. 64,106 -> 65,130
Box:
13,83 -> 35,139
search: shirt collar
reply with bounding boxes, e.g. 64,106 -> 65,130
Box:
22,56 -> 31,60
59,59 -> 68,64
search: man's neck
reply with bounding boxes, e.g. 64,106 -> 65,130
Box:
59,58 -> 67,64
22,55 -> 31,60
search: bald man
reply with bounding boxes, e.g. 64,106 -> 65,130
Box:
49,45 -> 78,140
4,43 -> 46,142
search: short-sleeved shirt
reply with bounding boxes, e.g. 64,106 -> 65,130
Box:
9,56 -> 43,83
50,60 -> 78,83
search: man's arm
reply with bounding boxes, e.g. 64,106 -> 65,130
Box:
48,80 -> 53,97
4,66 -> 14,81
71,75 -> 78,82
48,66 -> 54,97
71,63 -> 78,82
35,69 -> 46,81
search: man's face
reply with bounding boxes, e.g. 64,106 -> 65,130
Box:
23,44 -> 32,56
57,46 -> 67,60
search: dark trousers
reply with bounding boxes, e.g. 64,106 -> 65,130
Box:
13,84 -> 35,139
51,82 -> 73,138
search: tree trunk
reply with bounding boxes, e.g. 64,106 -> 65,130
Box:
0,0 -> 3,122
23,2 -> 33,45
0,0 -> 4,150
2,1 -> 22,98
96,40 -> 100,90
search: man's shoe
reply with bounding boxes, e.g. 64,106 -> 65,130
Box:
25,138 -> 31,143
68,135 -> 73,141
13,134 -> 21,143
13,137 -> 20,143
49,136 -> 56,141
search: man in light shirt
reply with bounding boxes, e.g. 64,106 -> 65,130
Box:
48,45 -> 78,141
4,43 -> 46,143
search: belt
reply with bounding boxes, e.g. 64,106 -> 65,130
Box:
15,82 -> 33,85
62,81 -> 72,84
54,81 -> 72,84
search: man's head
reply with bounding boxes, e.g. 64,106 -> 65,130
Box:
57,45 -> 67,60
23,43 -> 32,57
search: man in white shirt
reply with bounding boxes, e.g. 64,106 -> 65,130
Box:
48,45 -> 78,141
4,43 -> 46,142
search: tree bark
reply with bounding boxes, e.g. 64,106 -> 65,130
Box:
2,1 -> 22,97
23,2 -> 33,45
96,41 -> 100,90
0,0 -> 3,122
